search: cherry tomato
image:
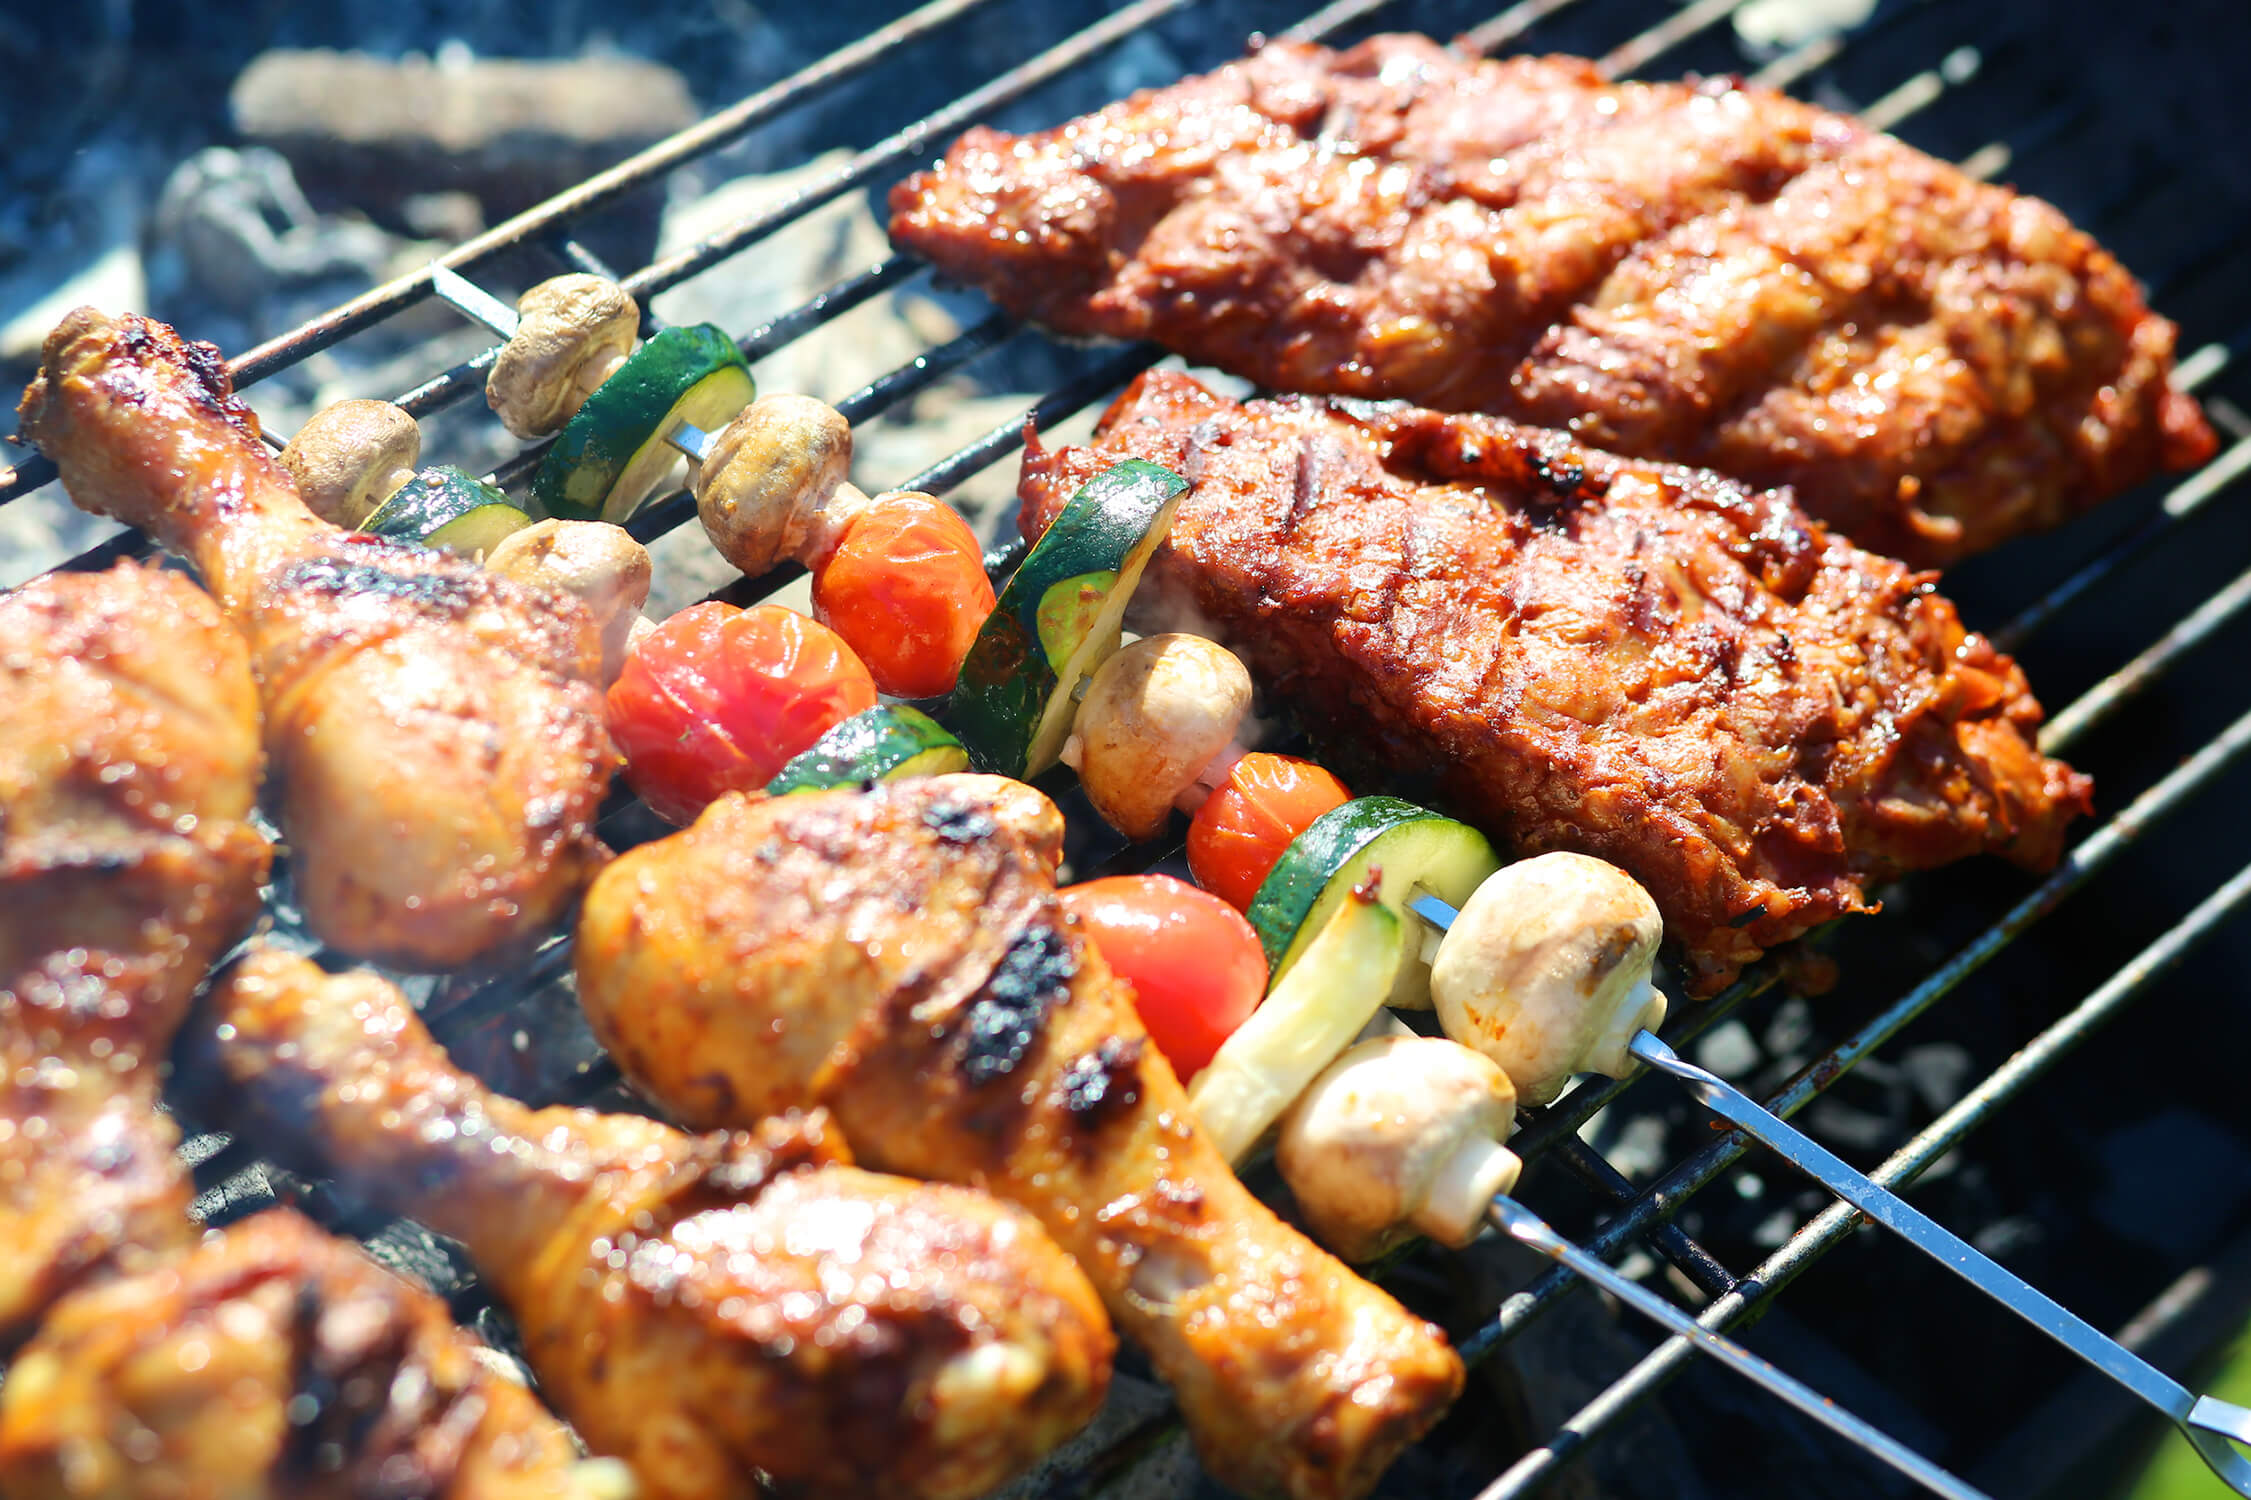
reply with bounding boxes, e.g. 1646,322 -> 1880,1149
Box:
813,493 -> 996,699
1059,874 -> 1267,1081
607,602 -> 876,824
1186,753 -> 1352,910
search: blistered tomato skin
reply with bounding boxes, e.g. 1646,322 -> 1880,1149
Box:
1059,874 -> 1268,1081
1187,753 -> 1353,911
813,494 -> 996,699
607,602 -> 877,824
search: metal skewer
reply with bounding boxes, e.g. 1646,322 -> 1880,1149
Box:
427,264 -> 715,462
1409,892 -> 2251,1496
430,264 -> 1982,1497
1484,1195 -> 1986,1498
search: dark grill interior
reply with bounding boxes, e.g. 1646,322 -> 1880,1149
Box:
8,1 -> 2251,1495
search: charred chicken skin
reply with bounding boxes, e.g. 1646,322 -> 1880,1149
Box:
575,774 -> 1466,1500
891,35 -> 2216,567
17,308 -> 616,969
0,566 -> 612,1499
1020,371 -> 2093,994
0,562 -> 269,1346
0,1209 -> 627,1500
202,945 -> 1113,1500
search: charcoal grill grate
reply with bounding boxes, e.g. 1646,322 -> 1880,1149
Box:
8,1 -> 2250,1494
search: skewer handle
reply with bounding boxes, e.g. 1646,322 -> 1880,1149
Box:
1489,1196 -> 1989,1500
1627,1030 -> 2251,1497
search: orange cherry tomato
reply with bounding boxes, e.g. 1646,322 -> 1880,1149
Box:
1060,874 -> 1267,1081
607,601 -> 876,824
1186,753 -> 1352,910
812,493 -> 996,699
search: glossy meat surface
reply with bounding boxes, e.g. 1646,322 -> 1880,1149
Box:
576,775 -> 1465,1500
203,946 -> 1111,1500
0,1209 -> 621,1500
0,563 -> 269,1345
1020,371 -> 2093,993
17,309 -> 616,969
892,35 -> 2215,566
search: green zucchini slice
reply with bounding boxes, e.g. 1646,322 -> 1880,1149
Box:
1187,893 -> 1405,1163
532,323 -> 754,523
362,466 -> 530,556
765,705 -> 970,796
1245,796 -> 1501,1009
948,459 -> 1189,778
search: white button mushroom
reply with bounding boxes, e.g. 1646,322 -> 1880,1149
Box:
277,399 -> 421,528
486,274 -> 640,438
691,393 -> 881,579
483,519 -> 653,685
1276,1035 -> 1522,1262
1058,633 -> 1252,842
1428,852 -> 1669,1105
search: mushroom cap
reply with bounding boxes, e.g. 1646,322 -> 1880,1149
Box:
486,275 -> 639,438
693,394 -> 856,577
277,399 -> 421,527
1429,852 -> 1666,1104
1277,1035 -> 1519,1261
1071,634 -> 1252,842
484,519 -> 653,684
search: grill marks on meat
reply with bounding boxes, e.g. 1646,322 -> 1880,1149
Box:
893,35 -> 2216,567
1019,371 -> 2093,993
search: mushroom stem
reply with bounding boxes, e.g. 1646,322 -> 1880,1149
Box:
1584,978 -> 1668,1081
1415,1135 -> 1523,1248
1172,739 -> 1249,816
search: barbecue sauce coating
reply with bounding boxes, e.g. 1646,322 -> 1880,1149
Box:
17,308 -> 616,970
0,563 -> 270,1348
1019,371 -> 2094,995
891,35 -> 2215,566
203,946 -> 1113,1500
574,775 -> 1466,1500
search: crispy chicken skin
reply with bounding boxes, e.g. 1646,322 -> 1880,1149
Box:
575,775 -> 1466,1500
0,563 -> 270,1345
891,35 -> 2216,566
17,308 -> 616,969
0,1209 -> 624,1500
202,945 -> 1112,1500
1020,372 -> 2093,993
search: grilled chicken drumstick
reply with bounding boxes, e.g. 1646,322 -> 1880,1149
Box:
1020,371 -> 2093,994
891,35 -> 2215,567
0,562 -> 269,1345
17,308 -> 615,969
201,945 -> 1114,1500
575,773 -> 1466,1500
0,564 -> 620,1499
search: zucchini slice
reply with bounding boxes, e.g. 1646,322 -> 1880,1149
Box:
1245,796 -> 1501,1009
948,458 -> 1189,777
532,324 -> 754,523
1187,893 -> 1405,1164
765,705 -> 969,795
362,467 -> 531,556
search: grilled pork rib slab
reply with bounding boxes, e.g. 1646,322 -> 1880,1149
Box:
575,775 -> 1464,1500
893,34 -> 2215,567
1020,371 -> 2092,993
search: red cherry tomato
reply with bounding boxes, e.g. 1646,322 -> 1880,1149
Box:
812,493 -> 996,699
1059,874 -> 1267,1081
1186,753 -> 1352,910
607,601 -> 876,824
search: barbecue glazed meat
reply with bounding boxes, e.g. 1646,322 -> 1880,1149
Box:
17,308 -> 616,969
575,774 -> 1466,1500
0,1209 -> 628,1500
203,945 -> 1112,1500
891,35 -> 2216,567
1020,371 -> 2094,994
0,563 -> 269,1346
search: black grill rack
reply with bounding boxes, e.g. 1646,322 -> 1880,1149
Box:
10,0 -> 2251,1494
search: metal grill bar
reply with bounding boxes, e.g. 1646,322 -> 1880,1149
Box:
1480,854 -> 2251,1497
